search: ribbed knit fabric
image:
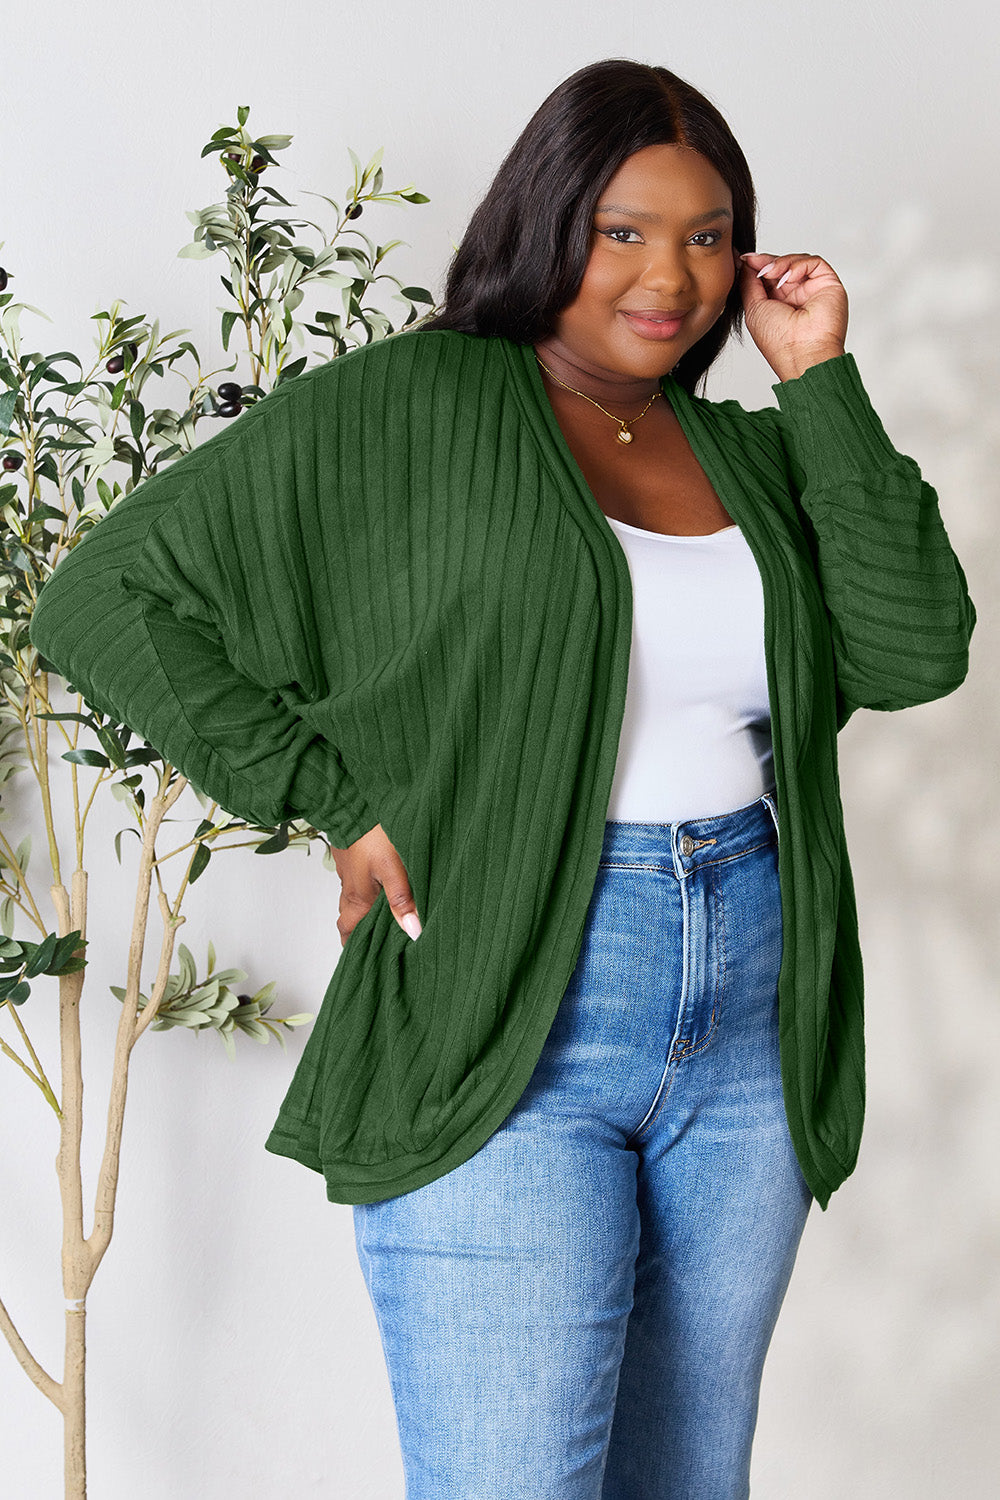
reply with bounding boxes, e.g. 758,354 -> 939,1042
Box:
28,330 -> 975,1209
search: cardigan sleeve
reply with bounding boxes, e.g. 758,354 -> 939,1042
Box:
766,352 -> 976,721
28,381 -> 379,849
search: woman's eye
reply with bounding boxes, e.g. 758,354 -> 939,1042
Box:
601,226 -> 642,244
690,230 -> 724,246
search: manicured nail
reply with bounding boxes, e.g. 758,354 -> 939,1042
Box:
775,269 -> 792,288
401,912 -> 422,941
756,261 -> 777,278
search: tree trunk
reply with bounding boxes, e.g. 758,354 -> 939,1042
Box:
63,1302 -> 86,1498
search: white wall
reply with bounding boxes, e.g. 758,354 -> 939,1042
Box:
2,2 -> 997,1495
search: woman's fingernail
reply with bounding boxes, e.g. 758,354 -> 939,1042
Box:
756,261 -> 777,278
401,912 -> 422,941
775,269 -> 791,288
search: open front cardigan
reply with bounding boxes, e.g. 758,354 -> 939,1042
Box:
28,329 -> 975,1210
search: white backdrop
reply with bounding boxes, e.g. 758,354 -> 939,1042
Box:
2,2 -> 998,1495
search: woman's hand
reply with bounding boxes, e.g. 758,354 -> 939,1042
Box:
328,823 -> 422,946
736,251 -> 849,383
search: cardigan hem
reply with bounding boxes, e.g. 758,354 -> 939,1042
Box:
264,1089 -> 844,1210
262,1123 -> 843,1211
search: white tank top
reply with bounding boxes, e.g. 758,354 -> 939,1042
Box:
604,515 -> 774,824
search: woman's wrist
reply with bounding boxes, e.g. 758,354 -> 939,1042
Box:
770,344 -> 847,384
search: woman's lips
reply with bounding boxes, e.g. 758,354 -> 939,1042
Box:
620,310 -> 687,340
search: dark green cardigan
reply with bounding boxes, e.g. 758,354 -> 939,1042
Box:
28,329 -> 975,1209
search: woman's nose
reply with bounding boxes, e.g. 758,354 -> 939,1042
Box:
638,248 -> 692,292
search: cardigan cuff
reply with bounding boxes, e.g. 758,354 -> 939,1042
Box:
771,352 -> 902,484
284,735 -> 378,848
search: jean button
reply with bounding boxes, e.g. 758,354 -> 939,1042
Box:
679,834 -> 695,857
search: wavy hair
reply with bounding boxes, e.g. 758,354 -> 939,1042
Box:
419,58 -> 758,396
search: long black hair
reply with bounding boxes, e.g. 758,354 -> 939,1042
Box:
419,58 -> 758,397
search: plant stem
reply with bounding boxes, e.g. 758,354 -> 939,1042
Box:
0,1290 -> 62,1407
26,671 -> 63,888
87,770 -> 187,1269
48,868 -> 89,1500
0,1007 -> 61,1114
0,826 -> 48,935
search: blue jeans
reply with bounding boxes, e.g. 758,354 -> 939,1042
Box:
353,794 -> 813,1499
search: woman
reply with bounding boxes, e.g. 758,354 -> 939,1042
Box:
29,58 -> 975,1500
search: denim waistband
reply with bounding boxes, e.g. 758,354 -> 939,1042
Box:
601,792 -> 779,876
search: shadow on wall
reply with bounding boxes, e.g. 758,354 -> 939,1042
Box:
833,194 -> 998,1095
814,198 -> 1000,1476
747,201 -> 1000,1499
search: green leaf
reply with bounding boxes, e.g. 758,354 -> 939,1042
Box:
94,725 -> 127,768
114,827 -> 142,864
177,242 -> 217,261
220,310 -> 239,352
177,943 -> 197,994
189,841 -> 211,884
237,1018 -> 270,1043
209,967 -> 246,987
50,930 -> 85,971
128,400 -> 146,444
23,931 -> 57,978
33,710 -> 99,726
26,502 -> 67,525
61,748 -> 111,769
254,822 -> 290,854
0,896 -> 14,938
123,747 -> 159,768
0,388 -> 17,435
275,358 -> 306,386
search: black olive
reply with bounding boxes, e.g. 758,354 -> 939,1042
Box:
0,268 -> 8,292
346,202 -> 363,219
106,356 -> 124,374
217,381 -> 242,402
218,401 -> 242,418
2,452 -> 23,471
250,155 -> 266,173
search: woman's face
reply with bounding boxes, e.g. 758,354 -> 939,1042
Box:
549,142 -> 739,382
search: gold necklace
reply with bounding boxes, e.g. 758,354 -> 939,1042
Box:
535,353 -> 662,445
